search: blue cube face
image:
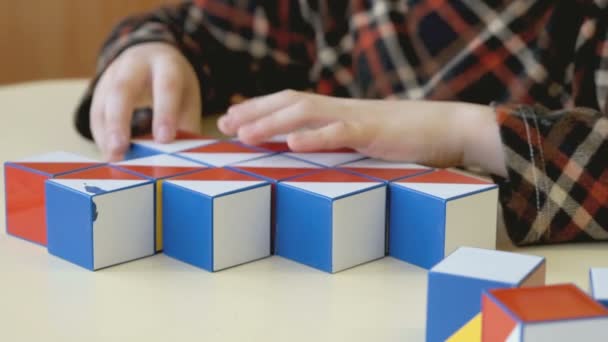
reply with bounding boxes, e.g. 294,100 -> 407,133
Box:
46,182 -> 94,270
389,184 -> 446,269
124,144 -> 162,160
162,182 -> 213,271
276,184 -> 332,272
426,272 -> 509,342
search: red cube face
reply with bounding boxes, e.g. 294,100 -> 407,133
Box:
4,152 -> 100,246
5,165 -> 48,245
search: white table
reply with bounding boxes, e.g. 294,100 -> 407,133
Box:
0,80 -> 606,341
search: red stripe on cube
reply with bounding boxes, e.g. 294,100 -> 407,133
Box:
170,167 -> 263,181
286,169 -> 375,183
14,162 -> 99,175
135,130 -> 209,140
118,165 -> 203,179
235,167 -> 318,181
184,141 -> 261,153
398,169 -> 490,184
343,167 -> 428,181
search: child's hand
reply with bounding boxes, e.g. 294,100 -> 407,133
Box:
218,90 -> 506,176
90,42 -> 202,161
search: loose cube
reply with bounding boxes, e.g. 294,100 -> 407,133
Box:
230,154 -> 321,251
4,151 -> 100,245
177,141 -> 271,167
46,166 -> 155,270
126,131 -> 216,159
482,284 -> 608,341
590,268 -> 608,308
163,168 -> 272,271
389,169 -> 498,269
276,169 -> 386,273
427,247 -> 546,342
113,154 -> 207,252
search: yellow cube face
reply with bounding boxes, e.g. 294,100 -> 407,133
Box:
446,313 -> 481,342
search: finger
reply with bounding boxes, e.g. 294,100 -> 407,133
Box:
287,121 -> 367,152
220,89 -> 303,135
236,99 -> 332,145
177,73 -> 203,134
90,80 -> 108,159
151,57 -> 184,143
104,63 -> 147,161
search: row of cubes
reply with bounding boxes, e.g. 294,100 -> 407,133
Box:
4,133 -> 498,272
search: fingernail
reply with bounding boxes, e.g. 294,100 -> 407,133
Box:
156,125 -> 173,143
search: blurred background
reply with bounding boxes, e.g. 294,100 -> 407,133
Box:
0,1 -> 180,85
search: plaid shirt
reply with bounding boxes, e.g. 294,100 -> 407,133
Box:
75,0 -> 608,246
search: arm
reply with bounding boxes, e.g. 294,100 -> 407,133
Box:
219,4 -> 608,246
76,1 -> 315,160
220,88 -> 608,245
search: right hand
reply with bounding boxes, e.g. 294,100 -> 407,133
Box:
90,42 -> 202,161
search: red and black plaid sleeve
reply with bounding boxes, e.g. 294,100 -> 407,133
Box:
495,104 -> 608,245
76,0 -> 608,246
490,1 -> 608,245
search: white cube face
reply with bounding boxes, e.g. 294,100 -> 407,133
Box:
332,186 -> 386,273
212,185 -> 272,271
285,152 -> 364,167
520,318 -> 608,341
432,247 -> 545,285
444,188 -> 498,257
92,184 -> 155,270
132,139 -> 217,153
179,152 -> 269,167
591,268 -> 608,302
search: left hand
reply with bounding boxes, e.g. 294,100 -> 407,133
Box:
217,90 -> 506,175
